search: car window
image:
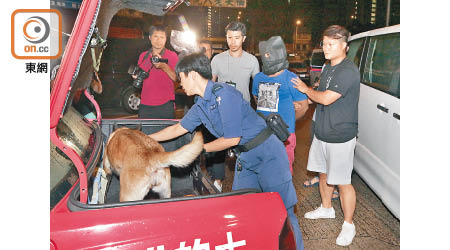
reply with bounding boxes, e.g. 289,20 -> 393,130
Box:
311,51 -> 326,67
50,106 -> 98,209
347,38 -> 365,69
362,33 -> 400,98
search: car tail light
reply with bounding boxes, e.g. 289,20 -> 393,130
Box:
279,218 -> 296,250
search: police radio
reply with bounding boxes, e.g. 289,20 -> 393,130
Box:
262,113 -> 290,142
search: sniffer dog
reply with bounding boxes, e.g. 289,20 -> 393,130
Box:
103,127 -> 203,202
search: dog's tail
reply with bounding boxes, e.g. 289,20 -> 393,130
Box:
156,131 -> 204,168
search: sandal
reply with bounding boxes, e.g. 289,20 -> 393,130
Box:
303,176 -> 320,187
332,189 -> 340,201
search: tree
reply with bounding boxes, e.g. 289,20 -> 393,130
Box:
246,0 -> 327,50
246,0 -> 294,51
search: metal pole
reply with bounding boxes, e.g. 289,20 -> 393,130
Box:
386,0 -> 391,27
295,25 -> 298,54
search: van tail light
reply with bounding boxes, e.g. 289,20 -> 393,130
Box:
279,218 -> 296,250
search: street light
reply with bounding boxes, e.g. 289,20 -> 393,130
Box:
295,19 -> 301,55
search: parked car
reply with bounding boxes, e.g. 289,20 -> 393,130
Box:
95,37 -> 148,113
347,24 -> 400,219
211,46 -> 227,59
50,1 -> 297,249
308,48 -> 326,84
288,61 -> 310,84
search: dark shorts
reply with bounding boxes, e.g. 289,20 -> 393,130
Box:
138,101 -> 175,119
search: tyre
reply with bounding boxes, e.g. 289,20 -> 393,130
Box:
121,86 -> 140,114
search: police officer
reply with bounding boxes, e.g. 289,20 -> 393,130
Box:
149,53 -> 304,250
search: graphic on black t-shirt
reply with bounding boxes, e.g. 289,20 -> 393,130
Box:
257,82 -> 280,112
323,66 -> 337,90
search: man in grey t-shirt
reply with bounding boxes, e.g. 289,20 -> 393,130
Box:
211,21 -> 259,102
207,21 -> 259,192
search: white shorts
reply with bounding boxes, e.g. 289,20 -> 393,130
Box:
307,136 -> 356,185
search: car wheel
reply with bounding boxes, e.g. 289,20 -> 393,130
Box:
121,86 -> 140,114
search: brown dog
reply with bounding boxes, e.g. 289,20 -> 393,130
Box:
103,127 -> 203,202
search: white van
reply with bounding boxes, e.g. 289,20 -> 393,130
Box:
308,48 -> 326,85
347,25 -> 400,219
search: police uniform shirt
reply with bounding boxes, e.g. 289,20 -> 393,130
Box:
181,81 -> 266,145
182,81 -> 297,212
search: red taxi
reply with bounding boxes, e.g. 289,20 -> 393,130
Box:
50,0 -> 296,249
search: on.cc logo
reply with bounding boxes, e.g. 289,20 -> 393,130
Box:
11,9 -> 61,59
23,16 -> 50,44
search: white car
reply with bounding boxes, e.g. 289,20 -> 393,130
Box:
308,48 -> 326,85
347,25 -> 400,219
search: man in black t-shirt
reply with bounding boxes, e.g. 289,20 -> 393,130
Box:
292,25 -> 360,247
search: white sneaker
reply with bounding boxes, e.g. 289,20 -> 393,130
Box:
213,180 -> 222,192
336,221 -> 356,246
304,204 -> 335,219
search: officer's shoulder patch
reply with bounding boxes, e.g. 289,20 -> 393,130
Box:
211,84 -> 224,94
